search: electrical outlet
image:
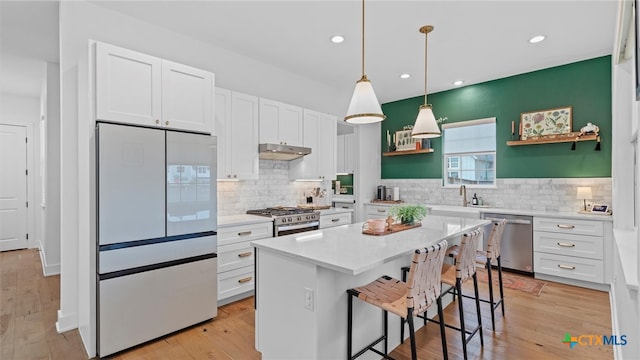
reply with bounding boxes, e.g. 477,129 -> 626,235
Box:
304,287 -> 314,311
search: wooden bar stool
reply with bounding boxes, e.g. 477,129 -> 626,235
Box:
347,240 -> 449,360
447,219 -> 507,330
441,228 -> 484,360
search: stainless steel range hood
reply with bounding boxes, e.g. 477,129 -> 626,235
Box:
258,143 -> 311,160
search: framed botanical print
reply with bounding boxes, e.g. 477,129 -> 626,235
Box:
520,106 -> 572,140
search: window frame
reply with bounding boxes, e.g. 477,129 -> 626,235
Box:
441,117 -> 497,189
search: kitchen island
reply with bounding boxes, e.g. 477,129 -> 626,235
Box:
251,215 -> 490,360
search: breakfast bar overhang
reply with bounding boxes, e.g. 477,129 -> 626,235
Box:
251,216 -> 490,360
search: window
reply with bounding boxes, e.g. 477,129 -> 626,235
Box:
442,117 -> 496,187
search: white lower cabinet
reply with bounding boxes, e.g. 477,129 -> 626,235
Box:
217,222 -> 272,303
364,203 -> 392,219
533,217 -> 607,286
319,212 -> 352,229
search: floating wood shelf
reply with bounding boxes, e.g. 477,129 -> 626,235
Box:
506,133 -> 598,146
383,148 -> 434,156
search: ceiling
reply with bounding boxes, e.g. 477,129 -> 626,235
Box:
1,1 -> 619,104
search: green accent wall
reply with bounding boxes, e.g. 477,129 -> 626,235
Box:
381,56 -> 612,179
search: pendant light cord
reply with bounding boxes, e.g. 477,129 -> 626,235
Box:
424,30 -> 428,106
361,0 -> 366,78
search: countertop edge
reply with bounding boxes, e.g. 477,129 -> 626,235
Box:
218,214 -> 273,228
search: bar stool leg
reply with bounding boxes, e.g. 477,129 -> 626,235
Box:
486,259 -> 496,331
383,310 -> 389,356
473,273 -> 484,346
347,292 -> 353,360
456,279 -> 468,360
497,256 -> 505,316
407,308 -> 417,360
436,297 -> 449,360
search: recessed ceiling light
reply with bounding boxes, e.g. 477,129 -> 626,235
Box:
400,73 -> 410,79
453,80 -> 464,86
529,35 -> 546,44
331,35 -> 344,43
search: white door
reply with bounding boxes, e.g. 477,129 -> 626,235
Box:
0,124 -> 28,251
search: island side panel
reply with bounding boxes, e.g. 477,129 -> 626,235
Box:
255,248 -> 318,359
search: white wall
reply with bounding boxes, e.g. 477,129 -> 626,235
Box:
58,1 -> 352,356
38,62 -> 61,276
610,0 -> 640,358
0,92 -> 41,251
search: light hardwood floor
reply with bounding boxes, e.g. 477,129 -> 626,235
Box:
1,249 -> 612,359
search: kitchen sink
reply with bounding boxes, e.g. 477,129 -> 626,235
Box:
427,205 -> 482,219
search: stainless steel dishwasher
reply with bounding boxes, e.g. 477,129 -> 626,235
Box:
482,213 -> 533,275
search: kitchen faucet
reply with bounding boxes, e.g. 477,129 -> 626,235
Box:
460,185 -> 469,207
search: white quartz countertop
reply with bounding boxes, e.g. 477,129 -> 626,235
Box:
366,203 -> 613,222
251,215 -> 490,275
218,214 -> 273,228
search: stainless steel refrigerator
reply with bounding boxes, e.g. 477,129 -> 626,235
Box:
96,122 -> 217,356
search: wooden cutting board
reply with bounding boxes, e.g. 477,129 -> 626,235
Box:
362,222 -> 421,236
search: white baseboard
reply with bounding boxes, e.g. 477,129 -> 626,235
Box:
56,309 -> 78,333
38,245 -> 60,276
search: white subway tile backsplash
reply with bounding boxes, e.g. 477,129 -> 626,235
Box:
380,178 -> 612,213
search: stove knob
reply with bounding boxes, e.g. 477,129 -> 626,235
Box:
288,217 -> 293,222
297,216 -> 302,221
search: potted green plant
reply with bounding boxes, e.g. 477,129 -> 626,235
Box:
389,204 -> 427,225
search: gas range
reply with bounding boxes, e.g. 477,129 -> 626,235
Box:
246,207 -> 320,236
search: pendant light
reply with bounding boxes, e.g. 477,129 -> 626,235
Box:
344,0 -> 386,124
411,25 -> 441,138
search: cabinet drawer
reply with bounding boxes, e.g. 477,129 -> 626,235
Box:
320,212 -> 352,229
218,222 -> 273,246
533,231 -> 603,260
218,242 -> 254,273
366,205 -> 391,218
534,217 -> 603,236
218,266 -> 254,300
534,252 -> 603,283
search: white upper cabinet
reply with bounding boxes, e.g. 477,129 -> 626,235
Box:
96,43 -> 162,127
337,133 -> 357,174
95,42 -> 214,134
289,109 -> 336,180
161,60 -> 214,133
259,98 -> 303,146
215,88 -> 259,180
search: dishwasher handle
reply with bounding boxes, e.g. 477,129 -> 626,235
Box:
485,217 -> 531,225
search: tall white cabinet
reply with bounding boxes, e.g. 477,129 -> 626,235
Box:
95,42 -> 214,134
215,88 -> 259,180
289,109 -> 336,180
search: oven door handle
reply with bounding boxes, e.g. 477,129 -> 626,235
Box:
277,221 -> 320,232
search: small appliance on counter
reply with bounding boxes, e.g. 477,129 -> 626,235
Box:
376,185 -> 386,201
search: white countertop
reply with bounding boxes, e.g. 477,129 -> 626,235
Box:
251,215 -> 490,275
366,202 -> 613,221
218,214 -> 273,228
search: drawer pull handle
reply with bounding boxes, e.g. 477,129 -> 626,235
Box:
331,218 -> 340,222
238,231 -> 252,236
238,252 -> 252,258
238,276 -> 253,283
557,264 -> 576,270
557,242 -> 576,248
377,209 -> 386,213
556,224 -> 575,229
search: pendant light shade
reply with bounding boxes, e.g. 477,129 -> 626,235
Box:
345,0 -> 385,124
411,25 -> 441,139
